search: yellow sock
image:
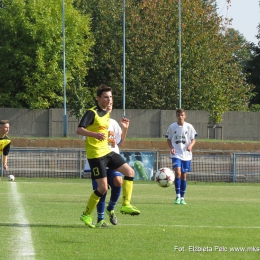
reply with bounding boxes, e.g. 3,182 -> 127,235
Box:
122,179 -> 133,206
83,191 -> 101,215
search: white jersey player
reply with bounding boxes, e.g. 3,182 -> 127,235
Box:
166,108 -> 197,205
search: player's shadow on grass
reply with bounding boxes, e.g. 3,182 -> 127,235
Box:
0,222 -> 83,228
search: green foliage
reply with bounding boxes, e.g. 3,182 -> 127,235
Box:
76,0 -> 254,123
248,104 -> 260,112
74,0 -> 123,107
68,85 -> 96,119
246,24 -> 260,107
0,0 -> 257,124
0,0 -> 94,109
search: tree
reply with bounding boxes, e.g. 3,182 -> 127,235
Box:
1,0 -> 254,124
246,23 -> 260,110
74,0 -> 253,124
173,0 -> 253,123
0,0 -> 94,110
74,0 -> 123,108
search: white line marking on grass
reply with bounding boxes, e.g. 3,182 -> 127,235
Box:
9,182 -> 35,260
119,223 -> 260,229
3,221 -> 258,230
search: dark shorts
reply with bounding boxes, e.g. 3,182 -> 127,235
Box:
88,151 -> 126,180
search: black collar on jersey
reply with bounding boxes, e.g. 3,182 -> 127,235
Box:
94,104 -> 108,117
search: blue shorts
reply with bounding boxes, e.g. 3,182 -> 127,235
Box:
171,158 -> 191,173
92,169 -> 123,190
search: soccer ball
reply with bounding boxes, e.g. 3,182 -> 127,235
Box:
8,175 -> 15,181
155,167 -> 175,188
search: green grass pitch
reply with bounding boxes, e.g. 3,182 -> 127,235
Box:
0,178 -> 260,260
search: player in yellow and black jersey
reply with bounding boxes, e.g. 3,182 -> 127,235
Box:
0,120 -> 11,171
76,84 -> 140,228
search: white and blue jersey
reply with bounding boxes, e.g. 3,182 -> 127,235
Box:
165,122 -> 197,161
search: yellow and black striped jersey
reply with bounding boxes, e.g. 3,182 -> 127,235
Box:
0,135 -> 11,156
78,106 -> 110,159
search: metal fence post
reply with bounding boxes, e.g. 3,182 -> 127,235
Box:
232,153 -> 236,182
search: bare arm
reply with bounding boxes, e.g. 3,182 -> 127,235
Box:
167,139 -> 175,155
76,127 -> 105,141
3,155 -> 8,171
119,117 -> 130,146
187,138 -> 196,151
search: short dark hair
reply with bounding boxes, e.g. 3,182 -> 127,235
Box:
176,108 -> 185,114
96,84 -> 112,97
0,120 -> 9,125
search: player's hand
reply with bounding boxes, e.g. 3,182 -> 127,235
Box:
108,131 -> 116,147
108,130 -> 115,137
120,117 -> 130,129
108,139 -> 116,148
96,132 -> 105,141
